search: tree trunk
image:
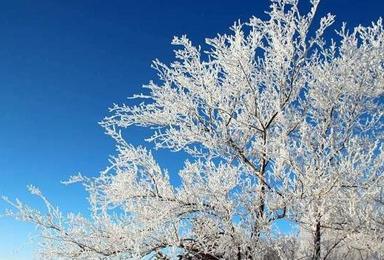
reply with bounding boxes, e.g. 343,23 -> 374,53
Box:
313,219 -> 321,260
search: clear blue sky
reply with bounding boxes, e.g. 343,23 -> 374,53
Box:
0,0 -> 382,258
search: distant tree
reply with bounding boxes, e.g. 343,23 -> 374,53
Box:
4,0 -> 383,259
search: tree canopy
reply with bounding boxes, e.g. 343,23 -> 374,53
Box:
4,0 -> 384,259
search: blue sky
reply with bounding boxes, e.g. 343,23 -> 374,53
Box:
0,0 -> 382,259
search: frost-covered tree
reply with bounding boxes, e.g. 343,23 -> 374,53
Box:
4,0 -> 383,259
